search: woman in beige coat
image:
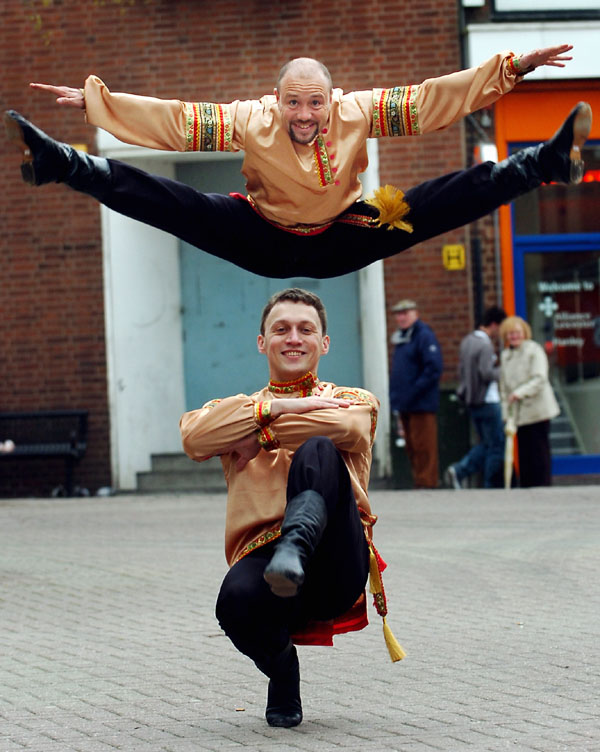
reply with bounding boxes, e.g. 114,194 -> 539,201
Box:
499,316 -> 560,487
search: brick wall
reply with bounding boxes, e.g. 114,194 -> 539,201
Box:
2,0 -> 482,494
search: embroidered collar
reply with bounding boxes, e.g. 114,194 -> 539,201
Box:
268,372 -> 320,396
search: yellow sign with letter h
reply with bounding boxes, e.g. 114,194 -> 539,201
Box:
442,244 -> 465,271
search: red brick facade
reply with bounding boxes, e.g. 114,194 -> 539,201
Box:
1,0 -> 492,495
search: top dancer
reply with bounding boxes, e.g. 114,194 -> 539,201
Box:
5,45 -> 592,279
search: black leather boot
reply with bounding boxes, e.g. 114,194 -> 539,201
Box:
264,490 -> 328,598
255,641 -> 302,728
4,110 -> 112,198
490,101 -> 592,195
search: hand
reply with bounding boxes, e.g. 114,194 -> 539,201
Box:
518,44 -> 573,72
226,433 -> 261,472
508,393 -> 521,404
270,396 -> 353,418
30,82 -> 85,109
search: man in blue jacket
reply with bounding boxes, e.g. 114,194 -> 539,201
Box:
389,300 -> 443,488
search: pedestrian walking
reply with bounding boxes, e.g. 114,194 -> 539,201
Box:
445,306 -> 506,489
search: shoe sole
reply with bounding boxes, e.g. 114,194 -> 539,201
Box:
570,102 -> 592,184
266,712 -> 303,728
263,570 -> 302,598
4,112 -> 36,184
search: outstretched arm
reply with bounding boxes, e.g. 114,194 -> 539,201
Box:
370,44 -> 575,138
29,77 -> 247,153
29,83 -> 85,109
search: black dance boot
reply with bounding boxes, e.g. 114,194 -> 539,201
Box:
490,101 -> 592,195
255,641 -> 302,728
4,110 -> 112,198
263,490 -> 328,598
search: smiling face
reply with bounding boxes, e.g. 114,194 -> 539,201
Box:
275,60 -> 332,145
257,300 -> 330,381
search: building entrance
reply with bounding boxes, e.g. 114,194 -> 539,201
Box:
511,141 -> 600,472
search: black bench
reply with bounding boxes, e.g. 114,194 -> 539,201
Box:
0,409 -> 89,496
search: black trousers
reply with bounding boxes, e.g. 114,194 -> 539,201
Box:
95,158 -> 514,279
215,437 -> 370,664
517,420 -> 552,487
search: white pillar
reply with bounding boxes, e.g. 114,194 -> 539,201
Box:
97,132 -> 186,490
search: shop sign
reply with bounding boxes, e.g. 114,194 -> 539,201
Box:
442,244 -> 465,271
536,280 -> 600,361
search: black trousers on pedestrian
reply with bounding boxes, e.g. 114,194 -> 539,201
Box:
94,159 -> 515,279
215,436 -> 370,665
517,420 -> 552,487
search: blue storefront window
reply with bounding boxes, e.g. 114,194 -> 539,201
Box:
511,141 -> 600,474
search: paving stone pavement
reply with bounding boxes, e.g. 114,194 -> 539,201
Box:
1,487 -> 599,752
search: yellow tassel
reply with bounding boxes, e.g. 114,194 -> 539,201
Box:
369,547 -> 407,662
364,184 -> 413,232
369,547 -> 382,594
383,618 -> 406,662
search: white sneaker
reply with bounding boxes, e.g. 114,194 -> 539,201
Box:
444,465 -> 462,490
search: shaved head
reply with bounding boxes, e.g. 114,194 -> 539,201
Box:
276,57 -> 333,93
275,57 -> 333,144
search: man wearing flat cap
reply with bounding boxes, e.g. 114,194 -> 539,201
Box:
389,300 -> 442,488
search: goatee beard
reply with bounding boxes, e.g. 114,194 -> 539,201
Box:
289,123 -> 318,144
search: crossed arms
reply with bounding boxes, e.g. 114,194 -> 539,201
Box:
180,390 -> 378,472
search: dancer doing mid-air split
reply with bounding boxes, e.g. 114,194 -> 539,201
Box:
4,44 -> 592,279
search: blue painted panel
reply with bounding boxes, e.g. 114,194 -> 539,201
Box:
176,161 -> 363,409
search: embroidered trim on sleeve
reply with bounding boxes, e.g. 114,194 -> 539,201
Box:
184,102 -> 233,152
371,85 -> 420,138
506,55 -> 534,76
254,400 -> 274,427
507,56 -> 521,76
335,388 -> 379,446
202,398 -> 222,411
335,388 -> 377,409
256,425 -> 280,451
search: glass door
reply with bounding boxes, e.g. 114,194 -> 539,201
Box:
512,141 -> 600,474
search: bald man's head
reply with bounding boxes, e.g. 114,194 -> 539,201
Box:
274,57 -> 333,145
276,57 -> 333,94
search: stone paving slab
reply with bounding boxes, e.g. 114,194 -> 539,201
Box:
1,487 -> 599,751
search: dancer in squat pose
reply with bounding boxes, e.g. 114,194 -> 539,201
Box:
4,44 -> 592,279
180,287 -> 399,727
